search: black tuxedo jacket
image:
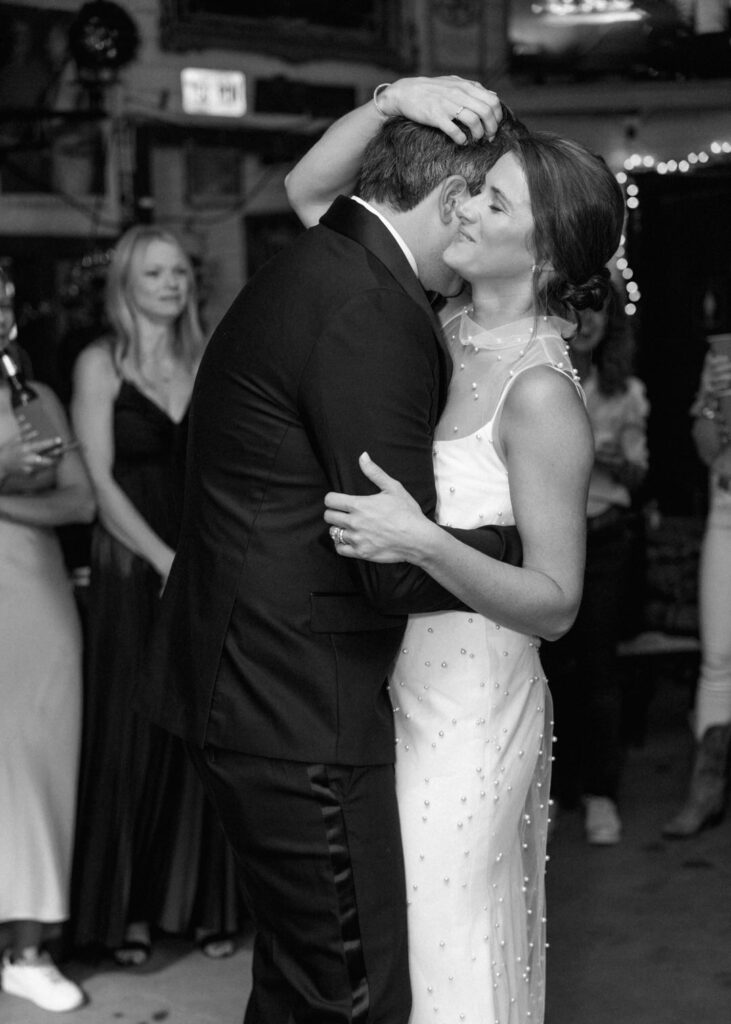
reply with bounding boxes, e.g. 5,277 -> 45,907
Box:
142,196 -> 520,765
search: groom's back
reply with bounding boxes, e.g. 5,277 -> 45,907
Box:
141,216 -> 411,764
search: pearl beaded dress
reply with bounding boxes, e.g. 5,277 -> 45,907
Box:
391,309 -> 581,1024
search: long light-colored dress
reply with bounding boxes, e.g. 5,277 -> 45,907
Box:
0,387 -> 82,927
392,311 -> 581,1024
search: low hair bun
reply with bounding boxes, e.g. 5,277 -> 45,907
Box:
562,267 -> 611,312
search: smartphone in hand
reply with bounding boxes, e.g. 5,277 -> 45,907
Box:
37,437 -> 81,458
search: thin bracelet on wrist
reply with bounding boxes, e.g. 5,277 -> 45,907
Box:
373,82 -> 391,118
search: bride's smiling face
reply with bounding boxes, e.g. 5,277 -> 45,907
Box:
443,152 -> 536,287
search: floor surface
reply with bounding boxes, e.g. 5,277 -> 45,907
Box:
3,660 -> 730,1023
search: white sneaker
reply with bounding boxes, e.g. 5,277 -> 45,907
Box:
584,795 -> 622,845
1,950 -> 85,1012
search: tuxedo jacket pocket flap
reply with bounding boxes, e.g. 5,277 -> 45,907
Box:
309,593 -> 404,633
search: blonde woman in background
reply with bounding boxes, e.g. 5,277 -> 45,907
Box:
71,226 -> 241,964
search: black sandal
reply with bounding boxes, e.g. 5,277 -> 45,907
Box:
198,933 -> 236,959
113,940 -> 151,967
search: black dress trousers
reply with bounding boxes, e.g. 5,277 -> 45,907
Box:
187,743 -> 411,1024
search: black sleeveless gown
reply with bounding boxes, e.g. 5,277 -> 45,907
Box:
71,381 -> 241,950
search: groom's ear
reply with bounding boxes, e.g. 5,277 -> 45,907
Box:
439,176 -> 468,223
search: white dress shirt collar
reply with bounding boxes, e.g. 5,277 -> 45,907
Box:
351,196 -> 419,280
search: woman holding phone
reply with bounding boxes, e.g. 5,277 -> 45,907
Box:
0,267 -> 95,1013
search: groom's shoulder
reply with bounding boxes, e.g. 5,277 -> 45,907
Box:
294,217 -> 395,290
220,201 -> 401,317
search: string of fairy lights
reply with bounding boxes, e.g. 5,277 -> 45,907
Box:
611,139 -> 731,317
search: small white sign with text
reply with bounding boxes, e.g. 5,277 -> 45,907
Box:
181,68 -> 247,118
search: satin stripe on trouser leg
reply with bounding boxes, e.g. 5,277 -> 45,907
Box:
186,744 -> 411,1024
308,764 -> 369,1020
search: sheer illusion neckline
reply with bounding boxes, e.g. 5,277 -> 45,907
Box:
434,308 -> 581,445
455,308 -> 573,353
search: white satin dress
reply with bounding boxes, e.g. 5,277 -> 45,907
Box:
0,386 -> 82,927
391,311 -> 581,1024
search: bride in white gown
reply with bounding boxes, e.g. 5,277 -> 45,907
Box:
288,77 -> 625,1023
385,311 -> 578,1024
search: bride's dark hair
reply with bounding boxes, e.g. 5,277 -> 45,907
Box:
500,130 -> 625,321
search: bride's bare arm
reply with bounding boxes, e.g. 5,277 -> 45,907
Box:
324,369 -> 593,641
285,76 -> 503,227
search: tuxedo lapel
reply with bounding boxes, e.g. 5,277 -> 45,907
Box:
320,196 -> 452,412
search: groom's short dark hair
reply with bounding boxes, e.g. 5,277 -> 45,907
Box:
357,108 -> 525,212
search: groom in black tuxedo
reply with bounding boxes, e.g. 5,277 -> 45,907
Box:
144,82 -> 520,1023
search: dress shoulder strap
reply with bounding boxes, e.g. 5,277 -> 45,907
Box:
495,332 -> 583,413
545,361 -> 586,403
489,335 -> 584,462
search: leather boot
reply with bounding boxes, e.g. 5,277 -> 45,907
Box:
663,723 -> 731,838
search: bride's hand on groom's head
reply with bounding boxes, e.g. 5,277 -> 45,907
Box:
380,76 -> 503,145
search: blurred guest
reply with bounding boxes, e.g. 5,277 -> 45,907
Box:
664,346 -> 731,837
0,13 -> 49,107
70,225 -> 239,964
542,284 -> 649,844
0,13 -> 56,192
0,267 -> 95,1012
